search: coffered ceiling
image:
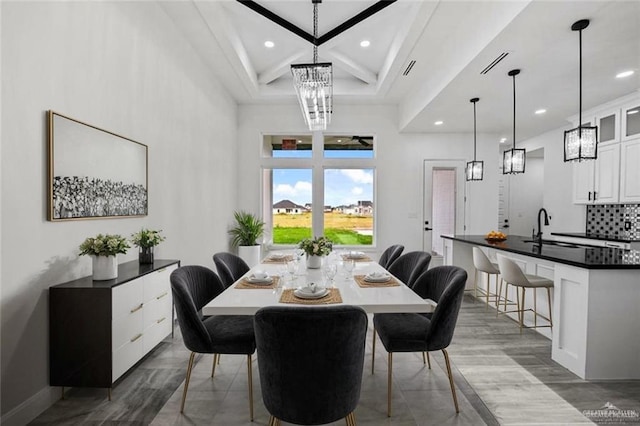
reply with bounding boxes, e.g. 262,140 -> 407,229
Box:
161,0 -> 640,141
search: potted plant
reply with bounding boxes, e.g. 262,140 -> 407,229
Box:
229,210 -> 265,267
131,228 -> 166,264
79,233 -> 130,280
299,236 -> 333,269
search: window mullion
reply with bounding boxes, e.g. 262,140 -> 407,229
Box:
312,131 -> 324,237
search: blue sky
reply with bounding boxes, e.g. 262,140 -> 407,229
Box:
272,150 -> 373,207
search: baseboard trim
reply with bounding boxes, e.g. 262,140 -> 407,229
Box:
1,386 -> 61,426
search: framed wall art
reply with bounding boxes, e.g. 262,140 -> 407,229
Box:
48,111 -> 148,221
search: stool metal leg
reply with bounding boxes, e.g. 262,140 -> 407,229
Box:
546,287 -> 554,329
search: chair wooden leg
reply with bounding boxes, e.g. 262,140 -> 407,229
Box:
268,415 -> 281,426
425,351 -> 431,369
345,411 -> 357,426
218,354 -> 221,365
211,354 -> 218,378
442,349 -> 460,414
247,355 -> 254,421
422,351 -> 426,364
547,287 -> 553,329
387,352 -> 393,417
180,352 -> 196,413
371,327 -> 376,374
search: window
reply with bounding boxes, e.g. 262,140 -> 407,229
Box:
262,134 -> 375,247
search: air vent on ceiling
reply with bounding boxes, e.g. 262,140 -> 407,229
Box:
480,52 -> 509,74
403,60 -> 416,76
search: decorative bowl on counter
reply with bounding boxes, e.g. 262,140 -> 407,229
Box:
485,231 -> 507,243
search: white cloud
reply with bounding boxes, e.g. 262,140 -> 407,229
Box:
341,169 -> 373,184
351,187 -> 363,195
274,181 -> 312,198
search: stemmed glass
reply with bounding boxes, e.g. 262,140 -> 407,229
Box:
343,259 -> 355,280
324,263 -> 338,288
286,259 -> 298,285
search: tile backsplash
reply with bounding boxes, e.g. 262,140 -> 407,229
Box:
586,204 -> 640,240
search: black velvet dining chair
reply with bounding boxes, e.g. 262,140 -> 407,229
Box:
387,251 -> 432,288
378,244 -> 405,269
372,265 -> 467,417
254,305 -> 368,426
170,265 -> 256,420
213,252 -> 250,288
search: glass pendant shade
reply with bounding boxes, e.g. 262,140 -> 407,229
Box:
564,126 -> 597,161
291,63 -> 333,131
503,148 -> 526,174
564,19 -> 598,162
466,160 -> 484,181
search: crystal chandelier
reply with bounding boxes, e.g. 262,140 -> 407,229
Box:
291,1 -> 333,131
466,97 -> 483,181
503,69 -> 526,174
564,19 -> 597,162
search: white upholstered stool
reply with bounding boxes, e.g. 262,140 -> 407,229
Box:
496,254 -> 553,333
471,247 -> 501,310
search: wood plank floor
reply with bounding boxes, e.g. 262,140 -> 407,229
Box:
31,295 -> 640,425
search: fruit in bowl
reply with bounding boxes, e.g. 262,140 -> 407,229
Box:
485,230 -> 507,242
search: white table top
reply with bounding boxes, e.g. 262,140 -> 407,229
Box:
202,256 -> 436,316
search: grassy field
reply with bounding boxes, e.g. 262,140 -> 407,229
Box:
273,212 -> 373,245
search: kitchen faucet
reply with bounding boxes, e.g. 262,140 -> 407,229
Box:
536,208 -> 550,244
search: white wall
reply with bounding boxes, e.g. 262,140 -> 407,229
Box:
237,103 -> 500,256
508,156 -> 544,236
1,2 -> 238,423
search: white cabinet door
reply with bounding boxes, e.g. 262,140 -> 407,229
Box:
593,143 -> 620,204
572,160 -> 595,204
620,138 -> 640,202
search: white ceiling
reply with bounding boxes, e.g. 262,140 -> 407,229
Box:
161,0 -> 640,141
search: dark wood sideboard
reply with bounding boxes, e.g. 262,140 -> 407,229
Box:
49,259 -> 180,395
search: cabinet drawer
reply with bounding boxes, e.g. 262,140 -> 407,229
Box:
143,293 -> 172,330
112,308 -> 144,351
144,316 -> 172,354
112,279 -> 144,320
143,265 -> 176,301
113,335 -> 144,382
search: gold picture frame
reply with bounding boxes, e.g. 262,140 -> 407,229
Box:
47,111 -> 148,221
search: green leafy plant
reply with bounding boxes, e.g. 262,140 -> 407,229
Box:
229,211 -> 265,247
131,228 -> 166,248
79,234 -> 130,257
299,236 -> 333,256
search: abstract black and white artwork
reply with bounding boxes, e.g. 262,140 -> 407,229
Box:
48,111 -> 148,221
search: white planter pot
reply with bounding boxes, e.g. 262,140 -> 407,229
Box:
92,255 -> 118,280
238,245 -> 261,268
306,254 -> 322,269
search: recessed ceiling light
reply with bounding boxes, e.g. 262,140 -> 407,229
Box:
616,70 -> 634,79
337,139 -> 342,143
535,109 -> 547,115
434,121 -> 443,126
628,109 -> 639,115
264,40 -> 275,48
500,138 -> 507,143
360,40 -> 370,48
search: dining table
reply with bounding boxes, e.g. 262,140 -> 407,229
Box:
202,253 -> 436,316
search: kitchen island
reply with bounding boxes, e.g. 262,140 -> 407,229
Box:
442,234 -> 640,380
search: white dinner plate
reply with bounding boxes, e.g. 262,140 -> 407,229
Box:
269,253 -> 286,259
347,251 -> 366,259
246,275 -> 273,284
364,273 -> 391,283
294,287 -> 329,299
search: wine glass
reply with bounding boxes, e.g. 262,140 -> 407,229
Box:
343,259 -> 355,280
286,259 -> 298,284
324,263 -> 338,287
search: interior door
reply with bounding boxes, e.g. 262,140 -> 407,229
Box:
423,160 -> 466,256
498,168 -> 510,232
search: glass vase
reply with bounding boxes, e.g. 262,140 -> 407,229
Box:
139,246 -> 154,264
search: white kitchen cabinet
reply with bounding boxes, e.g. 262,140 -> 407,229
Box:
572,143 -> 620,204
622,102 -> 640,141
619,137 -> 640,203
597,109 -> 620,144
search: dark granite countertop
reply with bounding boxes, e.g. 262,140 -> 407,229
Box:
551,232 -> 640,243
442,235 -> 640,269
51,259 -> 180,289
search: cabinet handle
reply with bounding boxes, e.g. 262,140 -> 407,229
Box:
130,333 -> 143,343
130,303 -> 143,314
588,191 -> 591,201
157,317 -> 166,324
593,191 -> 597,200
156,291 -> 168,300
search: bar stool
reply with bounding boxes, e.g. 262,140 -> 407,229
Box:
496,254 -> 553,333
471,247 -> 500,310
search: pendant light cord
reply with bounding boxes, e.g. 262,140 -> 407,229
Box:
313,2 -> 318,64
512,72 -> 516,150
473,100 -> 477,161
578,28 -> 582,139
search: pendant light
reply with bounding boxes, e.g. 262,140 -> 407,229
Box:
502,69 -> 526,174
466,97 -> 483,181
564,19 -> 597,162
